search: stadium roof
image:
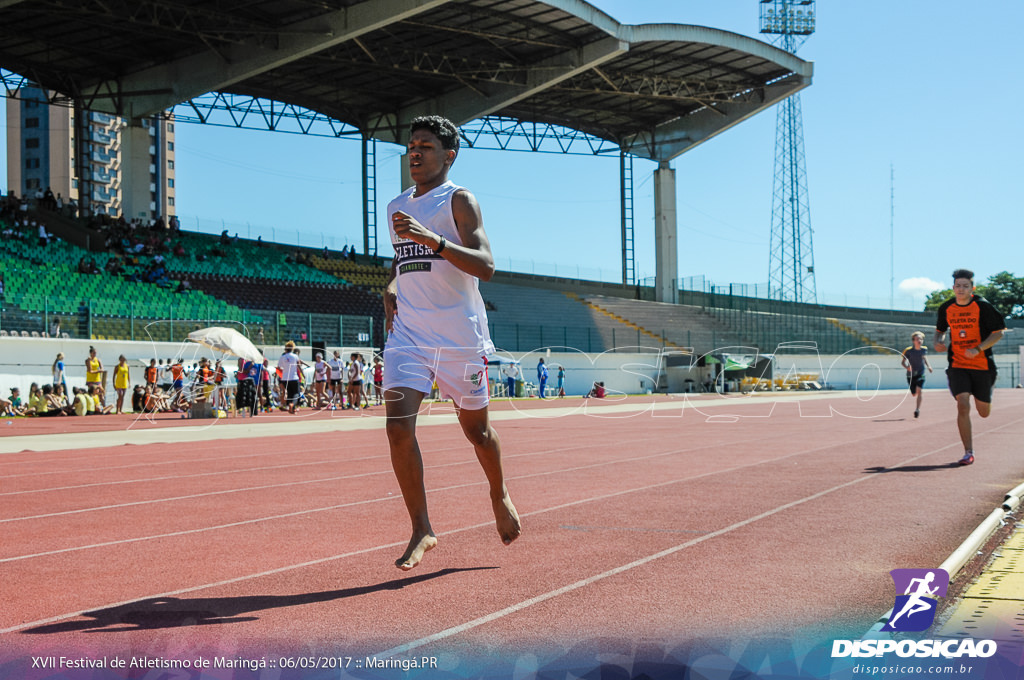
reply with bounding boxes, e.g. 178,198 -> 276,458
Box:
0,0 -> 813,161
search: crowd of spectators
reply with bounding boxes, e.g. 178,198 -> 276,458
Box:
1,346 -> 386,420
1,345 -> 361,420
2,188 -> 77,224
1,215 -> 58,248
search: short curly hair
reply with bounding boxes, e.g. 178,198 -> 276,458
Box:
952,268 -> 974,282
410,115 -> 460,157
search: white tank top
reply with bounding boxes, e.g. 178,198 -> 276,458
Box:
387,180 -> 493,354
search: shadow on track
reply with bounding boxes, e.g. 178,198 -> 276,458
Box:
863,462 -> 961,474
22,567 -> 496,634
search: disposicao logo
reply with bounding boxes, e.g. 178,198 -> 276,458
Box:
831,567 -> 998,660
882,568 -> 948,632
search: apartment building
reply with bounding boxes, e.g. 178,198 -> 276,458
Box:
5,84 -> 175,221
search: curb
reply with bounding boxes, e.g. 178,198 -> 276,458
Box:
862,482 -> 1024,639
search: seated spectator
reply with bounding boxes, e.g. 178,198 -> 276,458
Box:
132,384 -> 146,413
175,279 -> 192,294
38,384 -> 70,417
71,387 -> 88,416
7,387 -> 27,415
149,386 -> 172,413
52,384 -> 71,411
86,385 -> 114,414
0,393 -> 15,417
26,383 -> 45,414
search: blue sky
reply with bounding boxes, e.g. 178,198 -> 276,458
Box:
3,1 -> 1022,310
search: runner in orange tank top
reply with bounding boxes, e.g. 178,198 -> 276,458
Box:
934,269 -> 1006,466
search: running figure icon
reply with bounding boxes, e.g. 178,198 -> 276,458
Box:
883,568 -> 948,632
887,572 -> 938,628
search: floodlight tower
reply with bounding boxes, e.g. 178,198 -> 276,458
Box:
760,0 -> 817,303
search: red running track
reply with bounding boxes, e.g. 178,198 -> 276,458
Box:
2,389 -> 1023,674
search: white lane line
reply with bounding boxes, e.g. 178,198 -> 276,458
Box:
0,426 -> 801,558
0,435 -> 728,561
377,418 -> 1024,656
0,440 -> 376,479
0,392 -> 850,516
377,446 -> 963,657
0,428 -> 642,496
0,457 -> 374,496
0,391 -> 857,456
0,468 -> 392,523
0,419 -> 922,639
1,434 -> 959,637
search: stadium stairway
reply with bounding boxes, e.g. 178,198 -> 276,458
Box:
825,318 -> 890,354
579,295 -> 749,355
567,293 -> 688,351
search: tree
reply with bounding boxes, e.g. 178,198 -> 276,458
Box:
924,288 -> 951,312
979,271 -> 1024,319
924,271 -> 1024,319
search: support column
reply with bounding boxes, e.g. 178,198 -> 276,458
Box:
120,121 -> 152,220
654,161 -> 677,303
399,153 -> 412,192
361,133 -> 378,256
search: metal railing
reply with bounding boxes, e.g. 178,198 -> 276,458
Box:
0,292 -> 376,348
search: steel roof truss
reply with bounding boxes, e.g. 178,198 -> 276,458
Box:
79,0 -> 451,118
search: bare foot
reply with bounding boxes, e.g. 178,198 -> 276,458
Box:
493,493 -> 522,545
396,532 -> 437,570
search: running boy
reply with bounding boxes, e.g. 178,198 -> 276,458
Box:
900,331 -> 932,418
383,115 -> 521,570
933,269 -> 1005,465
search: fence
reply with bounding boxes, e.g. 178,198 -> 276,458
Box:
0,292 -> 375,349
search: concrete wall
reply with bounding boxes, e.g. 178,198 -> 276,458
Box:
2,338 -> 1019,400
666,350 -> 1021,393
0,337 -> 373,395
486,349 -> 663,398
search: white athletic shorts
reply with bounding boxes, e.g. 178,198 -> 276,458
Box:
383,344 -> 490,410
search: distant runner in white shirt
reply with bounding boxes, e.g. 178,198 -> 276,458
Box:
328,350 -> 344,407
346,353 -> 364,411
277,341 -> 300,414
383,115 -> 521,571
313,352 -> 329,408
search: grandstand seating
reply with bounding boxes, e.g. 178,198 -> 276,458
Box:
579,295 -> 748,353
478,281 -> 639,353
310,255 -> 389,291
158,230 -> 340,284
5,214 -> 1020,357
0,228 -> 258,340
181,273 -> 384,347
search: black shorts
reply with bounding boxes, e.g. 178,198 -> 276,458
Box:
947,367 -> 995,403
283,379 -> 300,402
907,372 -> 925,393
